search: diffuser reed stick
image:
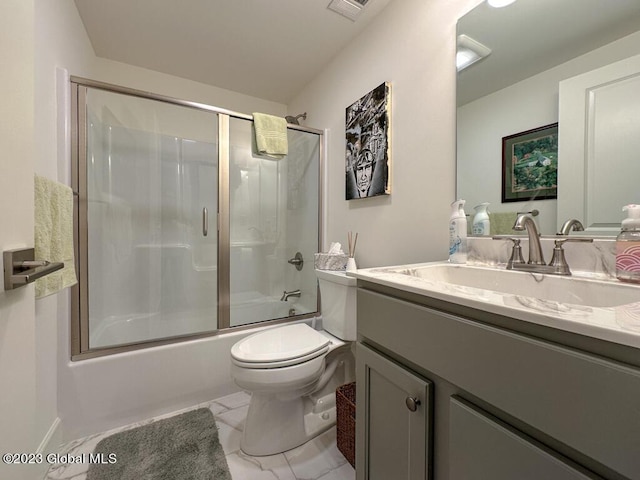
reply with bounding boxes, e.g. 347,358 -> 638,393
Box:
348,231 -> 358,258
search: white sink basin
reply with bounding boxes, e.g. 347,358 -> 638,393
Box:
380,263 -> 639,308
350,261 -> 640,349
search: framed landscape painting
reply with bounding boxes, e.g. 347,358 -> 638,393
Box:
502,123 -> 558,203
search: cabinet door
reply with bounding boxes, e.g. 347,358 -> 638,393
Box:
356,343 -> 432,480
450,397 -> 601,480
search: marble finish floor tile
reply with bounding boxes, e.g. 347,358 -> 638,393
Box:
44,392 -> 355,480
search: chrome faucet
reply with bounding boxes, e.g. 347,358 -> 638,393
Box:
492,213 -> 593,275
280,289 -> 301,301
512,213 -> 545,265
558,219 -> 584,235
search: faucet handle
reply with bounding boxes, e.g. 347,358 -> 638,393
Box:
492,236 -> 526,269
548,238 -> 593,275
506,238 -> 526,269
553,237 -> 593,245
548,241 -> 570,275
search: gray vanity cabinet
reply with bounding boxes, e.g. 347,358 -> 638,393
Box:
449,397 -> 599,480
355,283 -> 640,480
355,342 -> 433,480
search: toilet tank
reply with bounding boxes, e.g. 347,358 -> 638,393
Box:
316,269 -> 357,341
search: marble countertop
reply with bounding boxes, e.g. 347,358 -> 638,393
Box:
348,261 -> 640,350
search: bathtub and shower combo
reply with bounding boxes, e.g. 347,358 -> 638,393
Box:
62,78 -> 324,439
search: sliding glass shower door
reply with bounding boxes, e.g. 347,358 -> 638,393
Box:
228,118 -> 320,327
72,79 -> 322,359
81,88 -> 219,349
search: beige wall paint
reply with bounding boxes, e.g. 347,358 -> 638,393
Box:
289,0 -> 482,268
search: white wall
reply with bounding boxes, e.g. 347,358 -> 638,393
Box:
33,0 -> 296,445
92,60 -> 286,118
2,0 -> 489,457
289,0 -> 482,268
457,29 -> 640,235
0,2 -> 39,479
32,1 -> 96,468
457,68 -> 560,233
0,0 -> 290,455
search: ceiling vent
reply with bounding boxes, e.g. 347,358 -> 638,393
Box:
328,0 -> 369,21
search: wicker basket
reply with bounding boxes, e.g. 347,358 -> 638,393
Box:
336,382 -> 356,467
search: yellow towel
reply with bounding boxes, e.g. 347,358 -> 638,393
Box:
34,174 -> 77,299
252,112 -> 288,159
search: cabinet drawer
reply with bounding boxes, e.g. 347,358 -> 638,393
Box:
358,288 -> 640,479
450,397 -> 601,480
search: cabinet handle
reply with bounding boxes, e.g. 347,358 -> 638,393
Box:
405,396 -> 421,412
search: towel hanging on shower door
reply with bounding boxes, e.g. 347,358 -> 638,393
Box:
252,112 -> 288,159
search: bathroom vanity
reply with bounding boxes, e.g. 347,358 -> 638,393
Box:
351,259 -> 640,480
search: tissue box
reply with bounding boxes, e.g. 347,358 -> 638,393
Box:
314,253 -> 349,270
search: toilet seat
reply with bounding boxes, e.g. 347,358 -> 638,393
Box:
231,323 -> 331,369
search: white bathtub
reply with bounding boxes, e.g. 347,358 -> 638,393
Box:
58,292 -> 318,441
89,292 -> 312,348
230,291 -> 312,327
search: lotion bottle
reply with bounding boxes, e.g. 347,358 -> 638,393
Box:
449,199 -> 467,264
472,203 -> 491,236
616,204 -> 640,284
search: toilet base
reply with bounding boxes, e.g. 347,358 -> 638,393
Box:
236,344 -> 355,456
240,391 -> 336,456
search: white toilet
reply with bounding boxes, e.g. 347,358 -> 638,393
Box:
230,269 -> 357,456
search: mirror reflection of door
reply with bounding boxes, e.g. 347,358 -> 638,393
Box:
558,54 -> 640,236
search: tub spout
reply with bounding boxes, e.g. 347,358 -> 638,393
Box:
280,289 -> 301,301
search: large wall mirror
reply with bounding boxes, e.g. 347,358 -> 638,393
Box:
457,0 -> 640,236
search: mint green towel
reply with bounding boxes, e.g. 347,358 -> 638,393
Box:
34,174 -> 77,298
252,112 -> 288,159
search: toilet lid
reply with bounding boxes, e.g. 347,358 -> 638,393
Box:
231,323 -> 331,366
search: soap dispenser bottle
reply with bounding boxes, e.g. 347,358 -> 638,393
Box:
472,203 -> 491,236
616,204 -> 640,284
449,199 -> 467,264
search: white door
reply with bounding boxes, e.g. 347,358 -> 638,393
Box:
558,53 -> 640,235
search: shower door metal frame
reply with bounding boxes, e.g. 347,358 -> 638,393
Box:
217,114 -> 231,330
70,77 -> 323,360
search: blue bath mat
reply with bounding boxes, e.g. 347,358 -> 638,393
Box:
86,408 -> 231,480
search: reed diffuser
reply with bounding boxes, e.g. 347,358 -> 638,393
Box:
347,231 -> 358,271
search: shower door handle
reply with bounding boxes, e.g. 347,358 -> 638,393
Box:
202,207 -> 208,237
